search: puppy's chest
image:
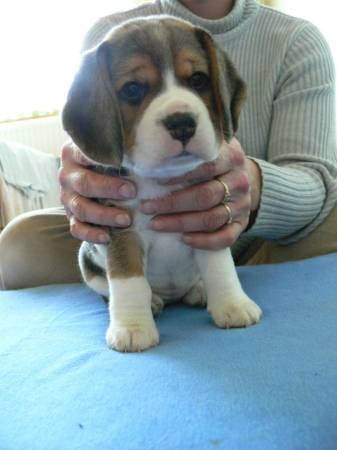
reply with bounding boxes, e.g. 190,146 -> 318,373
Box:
134,210 -> 199,301
134,179 -> 199,300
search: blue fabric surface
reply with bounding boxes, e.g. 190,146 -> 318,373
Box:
0,254 -> 337,450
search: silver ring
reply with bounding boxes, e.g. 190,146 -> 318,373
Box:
222,203 -> 233,225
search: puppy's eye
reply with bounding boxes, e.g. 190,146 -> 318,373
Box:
188,72 -> 210,92
118,82 -> 149,105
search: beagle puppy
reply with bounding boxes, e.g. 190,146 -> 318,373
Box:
62,16 -> 262,352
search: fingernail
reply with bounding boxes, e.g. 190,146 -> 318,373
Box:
141,202 -> 156,214
119,183 -> 136,199
150,219 -> 164,230
115,214 -> 131,227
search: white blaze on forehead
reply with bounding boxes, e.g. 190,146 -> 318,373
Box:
127,69 -> 220,178
157,70 -> 202,119
164,70 -> 177,89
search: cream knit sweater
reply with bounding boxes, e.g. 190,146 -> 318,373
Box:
81,0 -> 337,257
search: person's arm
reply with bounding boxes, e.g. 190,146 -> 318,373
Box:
244,22 -> 337,244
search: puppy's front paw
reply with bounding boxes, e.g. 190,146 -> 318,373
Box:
209,296 -> 262,329
106,321 -> 159,352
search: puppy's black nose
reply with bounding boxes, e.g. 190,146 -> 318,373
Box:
162,113 -> 196,145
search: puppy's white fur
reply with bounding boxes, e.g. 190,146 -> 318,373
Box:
106,276 -> 159,352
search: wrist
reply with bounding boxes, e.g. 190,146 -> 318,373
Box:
245,157 -> 262,213
244,157 -> 262,230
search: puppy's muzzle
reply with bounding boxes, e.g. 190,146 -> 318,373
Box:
162,112 -> 197,146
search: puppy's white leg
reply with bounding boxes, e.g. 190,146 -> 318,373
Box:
105,231 -> 159,352
196,248 -> 262,328
107,276 -> 159,352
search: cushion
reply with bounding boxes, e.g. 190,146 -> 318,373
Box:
0,141 -> 60,229
0,254 -> 336,450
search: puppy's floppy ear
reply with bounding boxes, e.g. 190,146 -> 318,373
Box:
62,41 -> 123,166
195,28 -> 246,141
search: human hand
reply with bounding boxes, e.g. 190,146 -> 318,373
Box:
140,138 -> 261,250
58,142 -> 136,243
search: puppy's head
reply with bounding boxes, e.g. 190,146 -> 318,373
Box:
62,17 -> 246,177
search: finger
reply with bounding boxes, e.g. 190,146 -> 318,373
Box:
141,170 -> 250,216
149,204 -> 234,233
216,170 -> 251,200
182,221 -> 243,251
160,141 -> 245,185
141,180 -> 222,215
69,216 -> 110,244
61,141 -> 93,166
59,164 -> 136,200
62,191 -> 132,227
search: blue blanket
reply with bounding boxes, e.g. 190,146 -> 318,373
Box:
0,254 -> 336,450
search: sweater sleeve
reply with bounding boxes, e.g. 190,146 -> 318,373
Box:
245,22 -> 337,244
